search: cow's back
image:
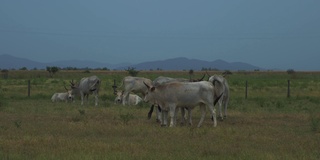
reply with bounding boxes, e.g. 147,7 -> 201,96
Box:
124,76 -> 152,94
79,75 -> 100,94
152,81 -> 214,106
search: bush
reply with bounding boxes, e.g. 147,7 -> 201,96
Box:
126,67 -> 139,76
287,69 -> 295,74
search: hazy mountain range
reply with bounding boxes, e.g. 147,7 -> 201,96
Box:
0,54 -> 262,71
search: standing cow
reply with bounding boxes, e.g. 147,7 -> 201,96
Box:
208,75 -> 230,120
70,75 -> 101,106
118,76 -> 152,106
147,76 -> 190,124
148,75 -> 206,125
144,81 -> 220,127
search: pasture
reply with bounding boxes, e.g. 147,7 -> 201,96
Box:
0,70 -> 319,160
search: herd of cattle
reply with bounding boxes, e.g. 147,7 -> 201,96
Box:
51,74 -> 229,127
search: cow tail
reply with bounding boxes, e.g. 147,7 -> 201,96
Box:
89,79 -> 101,92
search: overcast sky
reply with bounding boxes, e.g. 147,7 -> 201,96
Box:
1,0 -> 320,70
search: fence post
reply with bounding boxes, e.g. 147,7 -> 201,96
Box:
112,79 -> 117,95
245,80 -> 248,99
287,80 -> 290,98
28,80 -> 31,97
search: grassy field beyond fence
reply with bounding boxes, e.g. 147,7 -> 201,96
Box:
0,70 -> 319,159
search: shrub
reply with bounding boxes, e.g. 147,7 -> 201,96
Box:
287,69 -> 295,74
126,67 -> 139,77
119,112 -> 134,125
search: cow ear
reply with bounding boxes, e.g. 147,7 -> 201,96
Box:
150,86 -> 155,92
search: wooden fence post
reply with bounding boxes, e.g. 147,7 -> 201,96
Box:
112,79 -> 117,95
245,80 -> 248,99
287,80 -> 290,98
28,80 -> 31,97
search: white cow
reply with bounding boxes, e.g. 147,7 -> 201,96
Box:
118,76 -> 152,105
70,75 -> 101,106
114,91 -> 142,106
51,89 -> 74,103
148,76 -> 190,124
148,76 -> 206,125
208,75 -> 230,120
144,81 -> 220,127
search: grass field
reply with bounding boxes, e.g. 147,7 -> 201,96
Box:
0,70 -> 319,159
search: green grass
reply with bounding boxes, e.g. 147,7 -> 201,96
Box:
0,70 -> 320,159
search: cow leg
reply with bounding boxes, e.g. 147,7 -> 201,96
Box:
188,108 -> 193,126
197,104 -> 207,128
161,110 -> 168,127
156,105 -> 162,123
148,105 -> 154,120
168,104 -> 176,127
80,92 -> 84,105
173,107 -> 179,126
85,94 -> 89,105
122,92 -> 129,105
223,98 -> 229,119
208,104 -> 217,127
94,92 -> 98,106
218,101 -> 223,121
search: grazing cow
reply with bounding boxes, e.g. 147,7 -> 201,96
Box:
114,91 -> 142,106
144,81 -> 221,127
208,75 -> 230,120
118,76 -> 152,105
70,75 -> 101,106
51,87 -> 74,103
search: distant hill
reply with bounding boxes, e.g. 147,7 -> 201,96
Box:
118,57 -> 262,71
0,54 -> 262,71
0,54 -> 129,70
0,54 -> 47,69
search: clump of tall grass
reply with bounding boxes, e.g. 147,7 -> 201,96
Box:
119,112 -> 134,125
71,109 -> 88,123
14,120 -> 22,129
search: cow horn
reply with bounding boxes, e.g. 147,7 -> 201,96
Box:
70,79 -> 75,86
143,81 -> 150,89
198,74 -> 206,81
205,71 -> 211,77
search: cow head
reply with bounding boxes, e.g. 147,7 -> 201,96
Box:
114,91 -> 124,104
69,80 -> 80,98
70,80 -> 76,88
143,82 -> 156,103
64,85 -> 74,101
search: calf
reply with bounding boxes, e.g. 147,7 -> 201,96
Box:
51,88 -> 73,103
114,91 -> 142,106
